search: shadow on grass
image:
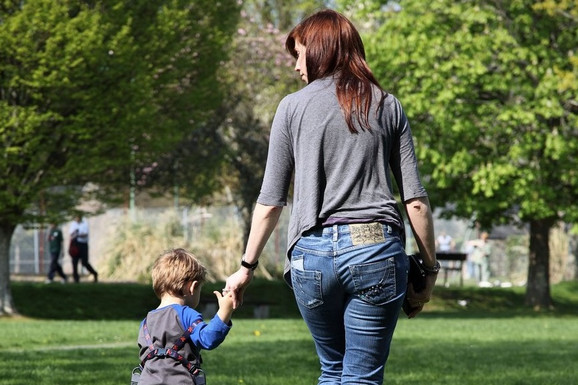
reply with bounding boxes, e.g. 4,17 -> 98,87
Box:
11,279 -> 302,321
10,279 -> 578,320
423,282 -> 578,318
12,282 -> 159,320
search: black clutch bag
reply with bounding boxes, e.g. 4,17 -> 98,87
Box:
402,253 -> 427,316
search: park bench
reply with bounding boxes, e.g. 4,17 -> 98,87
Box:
436,252 -> 467,286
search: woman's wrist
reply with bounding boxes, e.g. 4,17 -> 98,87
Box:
422,260 -> 441,275
241,255 -> 259,271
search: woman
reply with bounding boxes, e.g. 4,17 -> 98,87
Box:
225,9 -> 438,384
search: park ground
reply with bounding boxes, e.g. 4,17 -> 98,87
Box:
1,279 -> 577,385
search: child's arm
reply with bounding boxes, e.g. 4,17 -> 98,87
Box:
213,290 -> 234,324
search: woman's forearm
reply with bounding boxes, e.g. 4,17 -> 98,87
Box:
405,196 -> 437,267
243,203 -> 284,264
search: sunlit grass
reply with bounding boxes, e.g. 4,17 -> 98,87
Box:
1,317 -> 577,385
2,280 -> 577,385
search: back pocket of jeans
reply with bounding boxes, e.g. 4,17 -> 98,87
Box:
291,254 -> 323,309
350,258 -> 396,306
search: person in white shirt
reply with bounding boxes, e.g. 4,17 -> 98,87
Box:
69,215 -> 98,283
436,231 -> 455,252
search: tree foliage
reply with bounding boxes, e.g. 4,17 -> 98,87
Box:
218,0 -> 330,246
217,10 -> 297,244
243,0 -> 329,30
348,0 -> 577,308
0,0 -> 240,315
146,0 -> 328,246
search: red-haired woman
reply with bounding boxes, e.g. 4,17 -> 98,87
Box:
226,9 -> 438,384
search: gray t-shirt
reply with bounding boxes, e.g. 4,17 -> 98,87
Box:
257,76 -> 427,282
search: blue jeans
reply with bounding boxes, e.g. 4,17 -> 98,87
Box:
291,223 -> 408,385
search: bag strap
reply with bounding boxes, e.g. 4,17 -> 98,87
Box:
140,317 -> 203,374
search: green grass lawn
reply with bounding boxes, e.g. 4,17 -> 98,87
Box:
1,279 -> 577,385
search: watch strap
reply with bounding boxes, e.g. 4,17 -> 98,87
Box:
423,260 -> 441,275
241,258 -> 258,271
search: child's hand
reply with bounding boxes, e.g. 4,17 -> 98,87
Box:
214,290 -> 234,308
213,290 -> 234,324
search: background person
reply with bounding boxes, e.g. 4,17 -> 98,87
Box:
69,215 -> 98,283
466,231 -> 491,284
225,9 -> 438,385
435,230 -> 457,278
436,230 -> 455,252
45,222 -> 68,284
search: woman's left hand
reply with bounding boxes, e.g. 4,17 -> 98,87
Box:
224,268 -> 254,309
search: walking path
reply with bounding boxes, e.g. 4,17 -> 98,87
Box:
1,341 -> 134,353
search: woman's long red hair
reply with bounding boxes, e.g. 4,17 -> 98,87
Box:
286,9 -> 386,133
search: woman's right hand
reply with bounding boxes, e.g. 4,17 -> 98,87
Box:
404,273 -> 437,318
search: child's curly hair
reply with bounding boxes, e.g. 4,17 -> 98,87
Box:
152,248 -> 207,299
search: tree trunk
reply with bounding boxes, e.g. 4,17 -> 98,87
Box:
241,203 -> 252,251
0,223 -> 18,316
570,233 -> 578,280
525,218 -> 554,310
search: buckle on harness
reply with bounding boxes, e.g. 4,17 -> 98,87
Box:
154,348 -> 168,357
192,368 -> 206,385
130,366 -> 142,385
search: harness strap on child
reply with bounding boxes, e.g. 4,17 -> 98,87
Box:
140,317 -> 203,374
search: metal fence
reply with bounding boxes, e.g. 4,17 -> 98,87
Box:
8,206 -> 288,278
10,206 -> 574,284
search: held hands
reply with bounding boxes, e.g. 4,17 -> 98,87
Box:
223,268 -> 254,309
404,273 -> 437,319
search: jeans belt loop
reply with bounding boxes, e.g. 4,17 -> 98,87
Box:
332,225 -> 338,242
385,224 -> 393,235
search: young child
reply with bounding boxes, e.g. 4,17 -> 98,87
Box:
136,248 -> 234,385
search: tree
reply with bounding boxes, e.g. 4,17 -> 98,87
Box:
218,0 -> 330,248
243,0 -> 330,30
0,0 -> 240,315
217,14 -> 296,247
144,0 -> 328,249
347,0 -> 577,309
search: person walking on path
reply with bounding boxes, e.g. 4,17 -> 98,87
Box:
45,222 -> 68,284
225,9 -> 438,385
69,215 -> 98,283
